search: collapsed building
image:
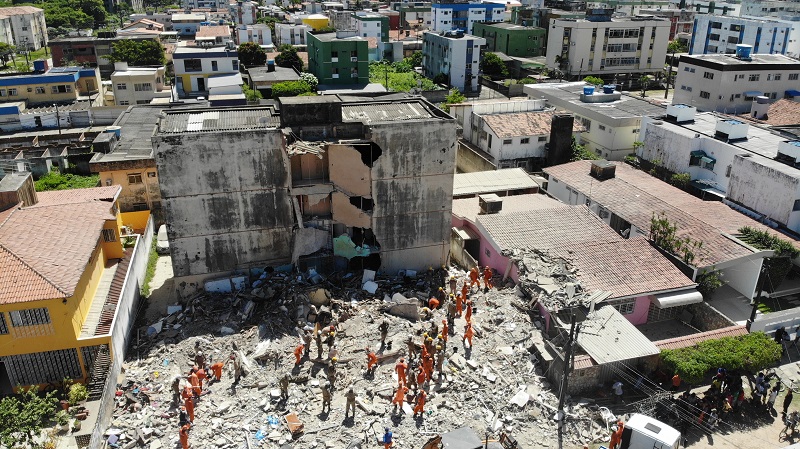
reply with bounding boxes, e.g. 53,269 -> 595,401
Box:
152,96 -> 457,296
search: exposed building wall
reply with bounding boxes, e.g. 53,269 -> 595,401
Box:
152,130 -> 294,277
727,154 -> 800,229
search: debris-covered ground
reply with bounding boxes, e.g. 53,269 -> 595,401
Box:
105,266 -> 616,449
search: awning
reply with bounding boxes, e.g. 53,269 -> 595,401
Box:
690,150 -> 706,157
651,290 -> 703,308
786,89 -> 800,97
743,90 -> 763,97
700,155 -> 716,164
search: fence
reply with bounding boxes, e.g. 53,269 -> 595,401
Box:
87,215 -> 153,449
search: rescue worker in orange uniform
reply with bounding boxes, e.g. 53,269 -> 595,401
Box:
609,421 -> 624,449
469,267 -> 480,290
294,343 -> 305,365
464,323 -> 475,347
184,392 -> 195,422
416,367 -> 426,390
392,385 -> 409,412
440,320 -> 448,342
455,294 -> 464,317
366,347 -> 378,373
464,300 -> 474,323
210,360 -> 225,382
428,296 -> 440,310
483,266 -> 494,290
188,370 -> 201,397
413,390 -> 427,418
195,367 -> 207,390
422,355 -> 434,381
395,358 -> 408,386
461,282 -> 469,301
179,423 -> 191,449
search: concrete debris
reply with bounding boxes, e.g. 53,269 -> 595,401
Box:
112,265 -> 613,449
503,248 -> 595,311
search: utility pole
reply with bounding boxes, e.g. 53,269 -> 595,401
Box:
557,314 -> 579,449
664,49 -> 675,100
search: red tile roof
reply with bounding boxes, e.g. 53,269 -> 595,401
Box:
196,25 -> 232,38
543,161 -> 797,266
451,193 -> 563,223
482,111 -> 586,139
739,99 -> 800,126
0,186 -> 121,305
654,325 -> 748,350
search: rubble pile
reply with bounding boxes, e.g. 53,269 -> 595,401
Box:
504,249 -> 595,312
105,266 -> 614,449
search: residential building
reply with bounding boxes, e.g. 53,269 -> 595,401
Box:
639,8 -> 695,41
118,18 -> 165,37
129,13 -> 174,31
307,32 -> 369,85
275,23 -> 311,45
543,159 -> 791,302
393,2 -> 433,35
196,25 -> 233,47
591,0 -> 672,16
431,3 -> 506,34
448,99 -> 583,171
0,6 -> 47,50
172,13 -> 207,37
109,62 -> 170,106
741,0 -> 800,18
422,30 -> 486,93
0,177 -> 151,392
669,0 -> 741,16
472,22 -> 545,57
173,46 -> 239,96
247,62 -> 301,97
151,96 -> 456,295
329,10 -> 355,31
637,103 -> 800,236
183,0 -> 228,8
452,168 -> 542,199
672,52 -> 800,113
50,34 -> 161,78
0,67 -> 102,106
230,1 -> 259,26
689,15 -> 793,56
353,12 -> 390,42
545,12 -> 671,77
236,24 -> 275,48
524,82 -> 665,160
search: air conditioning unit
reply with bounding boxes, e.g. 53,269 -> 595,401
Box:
478,193 -> 503,215
350,56 -> 358,62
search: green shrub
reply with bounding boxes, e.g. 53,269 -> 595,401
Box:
67,384 -> 88,405
34,169 -> 99,191
271,80 -> 312,99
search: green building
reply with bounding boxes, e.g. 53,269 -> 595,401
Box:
472,22 -> 546,58
307,32 -> 370,85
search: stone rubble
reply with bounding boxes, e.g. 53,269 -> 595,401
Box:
106,266 -> 613,448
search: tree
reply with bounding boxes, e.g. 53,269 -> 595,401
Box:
670,172 -> 691,189
480,52 -> 508,80
0,42 -> 13,67
256,15 -> 280,30
238,42 -> 267,67
300,72 -> 318,90
441,89 -> 465,113
405,50 -> 422,68
639,75 -> 650,97
275,47 -> 303,71
0,386 -> 58,447
42,0 -> 107,29
667,40 -> 687,54
583,76 -> 604,86
243,84 -> 263,101
106,40 -> 166,66
570,136 -> 599,162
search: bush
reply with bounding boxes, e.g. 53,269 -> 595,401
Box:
661,332 -> 781,384
299,72 -> 318,90
670,172 -> 690,188
738,226 -> 800,292
441,89 -> 465,113
272,80 -> 313,99
67,384 -> 88,406
517,77 -> 537,84
583,76 -> 604,86
242,84 -> 263,102
35,169 -> 99,191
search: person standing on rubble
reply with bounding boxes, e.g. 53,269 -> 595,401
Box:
326,327 -> 336,351
179,423 -> 191,449
210,359 -> 226,382
440,320 -> 448,342
407,361 -> 418,391
449,276 -> 457,295
303,330 -> 312,358
455,293 -> 464,317
435,345 -> 445,378
464,322 -> 475,348
172,377 -> 182,405
366,347 -> 378,374
436,287 -> 447,304
232,353 -> 242,385
294,343 -> 305,366
406,335 -> 418,359
315,330 -> 324,359
379,319 -> 389,347
345,387 -> 357,419
446,300 -> 456,330
383,428 -> 393,449
194,350 -> 206,370
469,267 -> 480,291
416,366 -> 427,390
461,281 -> 469,304
179,405 -> 191,426
612,380 -> 624,404
395,358 -> 408,386
483,266 -> 494,290
328,358 -> 337,389
428,295 -> 440,310
392,385 -> 409,412
280,374 -> 290,399
413,390 -> 427,418
195,366 -> 207,391
320,382 -> 332,413
188,369 -> 201,397
181,386 -> 195,422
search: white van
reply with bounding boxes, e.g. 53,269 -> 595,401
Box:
621,413 -> 681,449
156,225 -> 170,255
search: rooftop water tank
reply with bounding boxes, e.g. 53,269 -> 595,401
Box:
583,86 -> 595,95
736,44 -> 753,60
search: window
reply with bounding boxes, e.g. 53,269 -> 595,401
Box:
184,59 -> 202,72
632,128 -> 640,133
581,117 -> 591,130
211,60 -> 218,71
710,21 -> 722,29
10,308 -> 51,327
521,138 -> 530,144
0,313 -> 7,335
232,60 -> 239,70
613,301 -> 635,315
598,124 -> 606,131
502,139 -> 512,144
6,88 -> 16,96
35,86 -> 45,94
790,73 -> 799,80
21,26 -> 27,31
51,85 -> 72,93
703,72 -> 714,79
134,83 -> 152,91
775,74 -> 782,81
136,100 -> 150,104
0,89 -> 7,97
116,83 -> 127,90
794,199 -> 800,212
102,228 -> 116,242
118,100 -> 130,105
730,24 -> 742,32
133,202 -> 149,211
128,173 -> 143,184
709,33 -> 720,41
538,136 -> 547,142
700,91 -> 711,99
749,74 -> 760,81
726,165 -> 732,177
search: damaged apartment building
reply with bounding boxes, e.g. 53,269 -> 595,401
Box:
152,96 -> 456,293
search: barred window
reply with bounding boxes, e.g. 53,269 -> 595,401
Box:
0,313 -> 7,334
10,308 -> 51,327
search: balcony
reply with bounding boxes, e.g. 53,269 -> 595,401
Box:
350,57 -> 357,62
332,57 -> 339,62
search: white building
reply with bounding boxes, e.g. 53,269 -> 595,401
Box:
130,13 -> 174,31
173,46 -> 240,94
172,13 -> 207,36
354,13 -> 388,42
524,82 -> 666,160
689,15 -> 793,56
183,0 -> 228,9
638,103 -> 800,234
672,51 -> 800,113
109,62 -> 171,106
230,1 -> 259,26
275,23 -> 311,45
236,24 -> 274,48
196,25 -> 233,47
422,30 -> 485,93
431,3 -> 506,34
545,15 -> 671,77
741,0 -> 800,18
669,0 -> 741,15
0,6 -> 48,50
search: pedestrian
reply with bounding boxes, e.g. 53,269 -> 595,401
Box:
464,300 -> 474,323
315,330 -> 324,359
366,347 -> 378,374
483,266 -> 493,290
707,409 -> 719,430
464,323 -> 474,348
449,276 -> 457,295
379,319 -> 389,346
769,386 -> 780,410
383,427 -> 393,449
210,360 -> 226,382
395,358 -> 408,386
776,326 -> 788,344
302,330 -> 312,358
179,423 -> 191,449
413,390 -> 427,418
171,376 -> 182,405
784,390 -> 794,415
279,374 -> 289,399
441,320 -> 448,342
194,351 -> 206,370
392,385 -> 408,412
671,373 -> 681,392
294,343 -> 304,365
328,358 -> 337,389
345,387 -> 356,419
612,380 -> 624,404
320,382 -> 331,413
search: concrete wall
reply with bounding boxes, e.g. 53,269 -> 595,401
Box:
153,130 -> 294,277
456,140 -> 496,172
727,154 -> 800,229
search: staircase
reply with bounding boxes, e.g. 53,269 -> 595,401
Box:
86,345 -> 111,401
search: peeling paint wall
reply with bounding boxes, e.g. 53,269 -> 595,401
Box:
727,155 -> 800,228
331,191 -> 371,228
153,129 -> 294,277
328,144 -> 371,197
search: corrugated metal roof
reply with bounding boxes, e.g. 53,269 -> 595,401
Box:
453,168 -> 539,196
341,101 -> 436,123
577,306 -> 660,364
159,108 -> 278,133
654,325 -> 748,350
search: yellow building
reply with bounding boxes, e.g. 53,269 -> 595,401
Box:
0,173 -> 145,393
0,66 -> 102,106
302,14 -> 330,30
